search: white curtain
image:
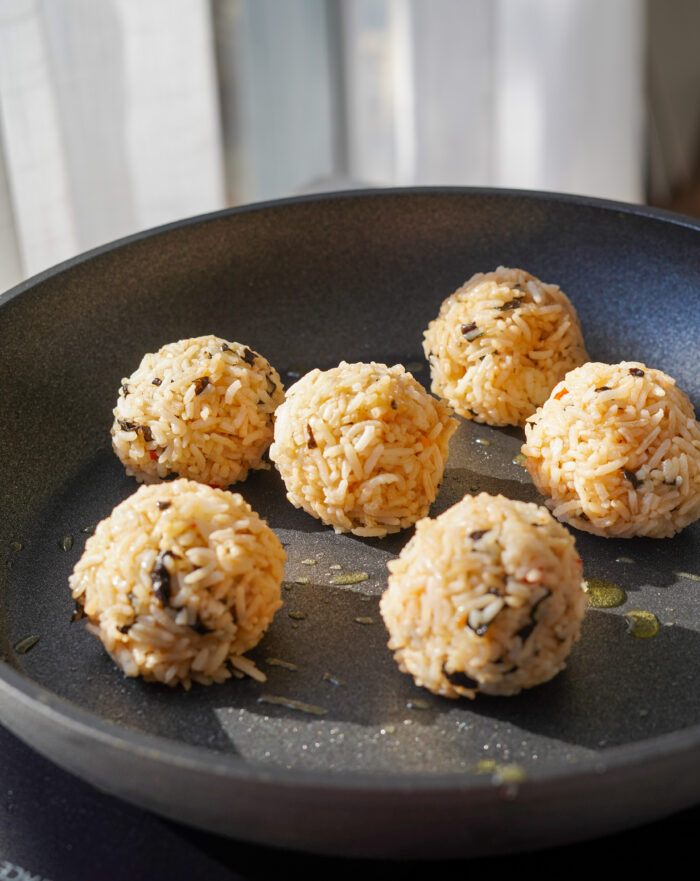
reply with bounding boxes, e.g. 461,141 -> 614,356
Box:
339,0 -> 645,196
0,0 -> 225,290
0,0 -> 646,292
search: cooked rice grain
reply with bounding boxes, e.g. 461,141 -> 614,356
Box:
69,480 -> 285,688
380,493 -> 586,699
112,335 -> 284,486
523,361 -> 700,537
423,267 -> 588,426
269,361 -> 457,537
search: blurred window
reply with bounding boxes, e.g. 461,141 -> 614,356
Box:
0,0 -> 668,290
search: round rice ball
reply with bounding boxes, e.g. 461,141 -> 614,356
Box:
380,493 -> 586,699
423,266 -> 589,426
269,361 -> 458,537
69,479 -> 286,688
523,361 -> 700,538
112,335 -> 285,486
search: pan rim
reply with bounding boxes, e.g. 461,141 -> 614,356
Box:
3,184 -> 700,309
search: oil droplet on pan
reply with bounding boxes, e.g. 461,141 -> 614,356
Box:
673,570 -> 700,582
257,694 -> 328,716
583,578 -> 626,608
14,635 -> 40,654
330,571 -> 369,585
625,609 -> 660,638
474,759 -> 527,784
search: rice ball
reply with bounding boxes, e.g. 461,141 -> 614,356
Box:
380,493 -> 586,699
112,335 -> 285,486
69,480 -> 285,688
423,266 -> 589,426
523,361 -> 700,538
269,361 -> 458,537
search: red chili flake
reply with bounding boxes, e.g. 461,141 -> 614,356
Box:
553,387 -> 568,400
149,450 -> 158,461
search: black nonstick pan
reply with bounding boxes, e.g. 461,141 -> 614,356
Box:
1,188 -> 699,859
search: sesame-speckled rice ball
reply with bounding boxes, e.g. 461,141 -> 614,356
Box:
112,335 -> 285,486
269,361 -> 457,537
380,493 -> 586,699
423,267 -> 588,426
523,361 -> 700,538
69,480 -> 285,688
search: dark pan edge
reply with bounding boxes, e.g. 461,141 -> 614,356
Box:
3,185 -> 700,307
1,657 -> 700,858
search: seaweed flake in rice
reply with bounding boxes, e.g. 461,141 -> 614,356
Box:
68,479 -> 286,688
269,361 -> 458,537
522,361 -> 700,538
112,335 -> 285,486
423,267 -> 588,426
379,493 -> 586,699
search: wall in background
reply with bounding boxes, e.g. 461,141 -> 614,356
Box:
647,0 -> 700,213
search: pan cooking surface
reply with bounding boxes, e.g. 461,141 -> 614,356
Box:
1,189 -> 699,855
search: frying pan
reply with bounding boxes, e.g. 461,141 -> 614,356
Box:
1,188 -> 699,859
